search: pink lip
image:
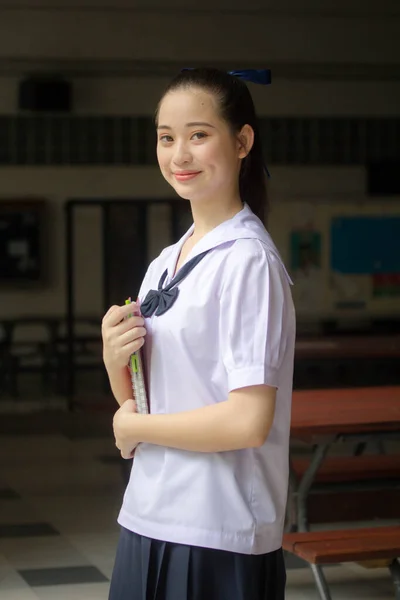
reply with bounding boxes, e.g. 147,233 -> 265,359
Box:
174,171 -> 201,182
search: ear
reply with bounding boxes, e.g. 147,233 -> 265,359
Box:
237,124 -> 254,159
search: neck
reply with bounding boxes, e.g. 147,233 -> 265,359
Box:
189,196 -> 244,240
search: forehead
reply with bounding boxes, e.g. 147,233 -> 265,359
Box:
157,87 -> 222,127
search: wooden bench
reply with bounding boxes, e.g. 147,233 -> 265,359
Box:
291,454 -> 400,484
283,526 -> 400,599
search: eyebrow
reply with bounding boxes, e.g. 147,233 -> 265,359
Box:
157,122 -> 216,130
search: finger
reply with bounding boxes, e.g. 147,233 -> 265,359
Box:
103,305 -> 121,321
103,303 -> 140,328
114,316 -> 145,337
102,320 -> 145,352
123,337 -> 145,356
121,399 -> 137,413
103,306 -> 124,329
118,326 -> 147,347
120,302 -> 141,319
123,399 -> 136,411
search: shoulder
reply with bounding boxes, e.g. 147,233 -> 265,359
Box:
222,238 -> 291,283
228,238 -> 270,259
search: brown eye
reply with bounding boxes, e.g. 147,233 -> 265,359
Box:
160,135 -> 173,143
191,132 -> 207,140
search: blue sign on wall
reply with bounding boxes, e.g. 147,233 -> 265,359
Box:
330,216 -> 400,274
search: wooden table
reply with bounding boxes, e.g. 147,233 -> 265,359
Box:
289,386 -> 400,531
289,386 -> 400,600
291,386 -> 400,440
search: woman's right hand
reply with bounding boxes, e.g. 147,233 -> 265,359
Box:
102,303 -> 147,372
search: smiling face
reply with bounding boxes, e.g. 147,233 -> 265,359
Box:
156,87 -> 250,206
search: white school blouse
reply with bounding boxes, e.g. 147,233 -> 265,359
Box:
118,203 -> 296,555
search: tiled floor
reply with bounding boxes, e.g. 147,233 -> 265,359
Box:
0,401 -> 398,599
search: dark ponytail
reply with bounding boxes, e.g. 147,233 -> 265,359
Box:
156,68 -> 269,223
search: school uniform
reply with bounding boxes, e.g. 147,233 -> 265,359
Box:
109,203 -> 296,600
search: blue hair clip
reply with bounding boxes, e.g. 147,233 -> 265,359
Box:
182,68 -> 271,86
228,69 -> 271,86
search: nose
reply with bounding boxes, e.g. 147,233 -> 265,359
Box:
172,140 -> 192,167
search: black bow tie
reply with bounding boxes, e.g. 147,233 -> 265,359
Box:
141,250 -> 210,317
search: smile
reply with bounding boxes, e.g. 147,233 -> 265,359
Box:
173,171 -> 201,182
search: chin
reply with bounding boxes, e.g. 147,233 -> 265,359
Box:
175,191 -> 192,201
171,183 -> 200,201
169,183 -> 191,200
168,177 -> 213,203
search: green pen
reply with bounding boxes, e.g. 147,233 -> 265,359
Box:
125,297 -> 149,414
125,298 -> 139,374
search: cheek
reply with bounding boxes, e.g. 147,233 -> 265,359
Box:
202,138 -> 235,169
197,143 -> 223,169
206,147 -> 234,179
157,147 -> 169,173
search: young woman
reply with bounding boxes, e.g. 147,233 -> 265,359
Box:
102,67 -> 295,600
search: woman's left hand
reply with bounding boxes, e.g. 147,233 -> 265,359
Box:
113,399 -> 139,459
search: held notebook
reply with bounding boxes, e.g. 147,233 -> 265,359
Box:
124,298 -> 149,414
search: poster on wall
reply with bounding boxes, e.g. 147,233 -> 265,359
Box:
290,230 -> 321,272
330,215 -> 400,309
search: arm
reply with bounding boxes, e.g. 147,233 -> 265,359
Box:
106,364 -> 133,407
114,384 -> 276,454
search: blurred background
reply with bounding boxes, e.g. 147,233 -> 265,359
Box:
0,1 -> 399,599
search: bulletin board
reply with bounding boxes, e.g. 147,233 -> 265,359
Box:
331,216 -> 400,274
330,215 -> 400,299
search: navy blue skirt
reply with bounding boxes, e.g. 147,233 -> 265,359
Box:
109,527 -> 286,600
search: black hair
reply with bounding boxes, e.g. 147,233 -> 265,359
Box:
156,68 -> 269,222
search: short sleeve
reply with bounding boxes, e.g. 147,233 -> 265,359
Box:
219,242 -> 292,392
